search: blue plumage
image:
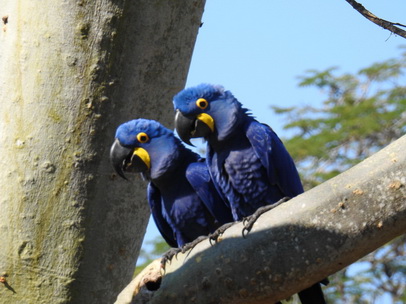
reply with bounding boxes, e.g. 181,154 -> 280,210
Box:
174,84 -> 304,220
173,84 -> 326,304
111,118 -> 232,248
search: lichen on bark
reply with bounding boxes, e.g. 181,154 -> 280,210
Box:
0,1 -> 205,303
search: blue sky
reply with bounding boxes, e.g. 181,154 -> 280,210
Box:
140,0 -> 405,281
185,0 -> 405,135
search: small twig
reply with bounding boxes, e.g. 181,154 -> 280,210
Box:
345,0 -> 406,39
393,23 -> 406,28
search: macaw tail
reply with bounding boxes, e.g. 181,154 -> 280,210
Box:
297,283 -> 327,304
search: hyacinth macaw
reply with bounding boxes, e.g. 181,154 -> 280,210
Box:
173,84 -> 327,304
173,83 -> 304,220
110,118 -> 233,249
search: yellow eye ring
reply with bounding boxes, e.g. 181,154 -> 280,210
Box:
136,132 -> 149,143
196,98 -> 208,109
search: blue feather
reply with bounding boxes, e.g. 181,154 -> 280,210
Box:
173,84 -> 304,219
147,183 -> 177,247
173,84 -> 326,304
114,119 -> 232,247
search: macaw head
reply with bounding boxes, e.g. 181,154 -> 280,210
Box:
173,83 -> 244,145
110,119 -> 183,180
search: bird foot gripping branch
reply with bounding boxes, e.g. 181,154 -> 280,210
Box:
160,235 -> 210,270
242,197 -> 291,237
160,248 -> 182,270
208,222 -> 237,245
160,197 -> 291,269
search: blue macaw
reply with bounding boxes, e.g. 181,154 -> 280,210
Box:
173,84 -> 303,220
110,118 -> 233,249
173,84 -> 327,304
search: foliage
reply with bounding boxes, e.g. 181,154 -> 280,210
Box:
272,49 -> 406,303
324,236 -> 406,304
272,49 -> 406,189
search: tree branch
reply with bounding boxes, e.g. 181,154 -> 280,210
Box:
117,134 -> 406,304
345,0 -> 406,39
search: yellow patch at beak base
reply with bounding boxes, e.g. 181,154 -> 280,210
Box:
197,113 -> 214,132
133,147 -> 150,169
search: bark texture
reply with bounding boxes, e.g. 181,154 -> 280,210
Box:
345,0 -> 406,38
0,1 -> 205,303
123,135 -> 406,304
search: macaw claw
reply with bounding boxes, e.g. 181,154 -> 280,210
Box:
208,222 -> 237,245
242,197 -> 291,238
160,248 -> 182,270
160,236 -> 209,270
180,235 -> 208,254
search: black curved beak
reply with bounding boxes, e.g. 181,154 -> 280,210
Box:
110,139 -> 132,179
174,110 -> 194,146
110,139 -> 149,179
174,110 -> 213,146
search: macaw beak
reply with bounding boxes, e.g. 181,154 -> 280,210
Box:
174,110 -> 214,146
110,139 -> 150,179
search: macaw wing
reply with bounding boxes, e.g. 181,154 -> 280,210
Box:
147,182 -> 178,248
186,160 -> 233,224
245,120 -> 304,197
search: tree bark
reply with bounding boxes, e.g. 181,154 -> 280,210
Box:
0,1 -> 205,303
123,135 -> 406,304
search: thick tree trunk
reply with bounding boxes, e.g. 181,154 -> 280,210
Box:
0,1 -> 205,303
122,135 -> 406,304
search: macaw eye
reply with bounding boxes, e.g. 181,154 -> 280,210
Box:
196,98 -> 208,110
136,132 -> 149,143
